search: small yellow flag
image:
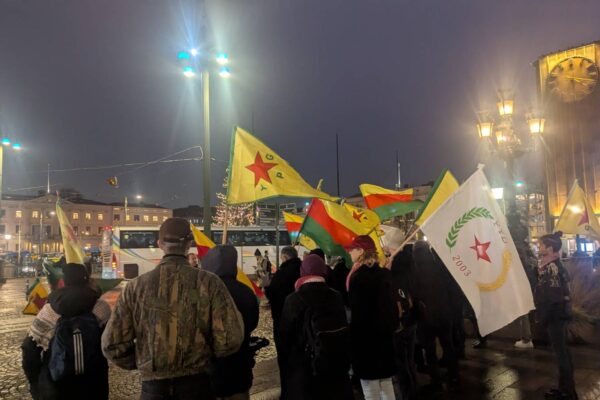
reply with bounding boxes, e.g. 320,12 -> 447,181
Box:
343,203 -> 386,264
56,201 -> 86,264
282,211 -> 318,250
555,181 -> 600,239
415,169 -> 459,226
227,127 -> 338,205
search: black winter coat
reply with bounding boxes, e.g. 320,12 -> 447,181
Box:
202,246 -> 260,396
279,282 -> 354,400
21,285 -> 108,400
348,264 -> 398,380
412,241 -> 455,326
265,257 -> 301,339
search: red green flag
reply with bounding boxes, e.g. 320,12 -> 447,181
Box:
359,184 -> 422,221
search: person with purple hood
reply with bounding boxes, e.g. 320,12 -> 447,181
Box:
279,255 -> 353,400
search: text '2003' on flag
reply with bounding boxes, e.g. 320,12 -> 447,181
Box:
419,167 -> 534,337
226,127 -> 337,205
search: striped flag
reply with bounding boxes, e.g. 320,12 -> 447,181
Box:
282,212 -> 317,250
190,223 -> 216,259
359,184 -> 422,221
415,170 -> 459,226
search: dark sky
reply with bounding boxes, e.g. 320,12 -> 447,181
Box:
0,0 -> 599,208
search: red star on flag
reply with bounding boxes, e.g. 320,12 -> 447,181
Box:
245,152 -> 278,186
470,236 -> 491,263
578,208 -> 590,226
352,210 -> 364,222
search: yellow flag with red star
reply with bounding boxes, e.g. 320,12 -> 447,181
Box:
555,180 -> 600,239
226,127 -> 338,204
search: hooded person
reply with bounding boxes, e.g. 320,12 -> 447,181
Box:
345,235 -> 398,400
22,263 -> 111,400
202,245 -> 259,400
279,255 -> 353,400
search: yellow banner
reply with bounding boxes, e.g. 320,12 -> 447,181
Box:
227,127 -> 338,204
56,201 -> 86,264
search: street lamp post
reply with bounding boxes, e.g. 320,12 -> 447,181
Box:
178,48 -> 231,237
0,137 -> 22,282
476,91 -> 545,216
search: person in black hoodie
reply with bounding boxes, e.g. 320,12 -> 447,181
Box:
279,254 -> 354,400
22,263 -> 111,400
346,235 -> 398,400
412,240 -> 459,388
264,246 -> 302,389
202,245 -> 259,400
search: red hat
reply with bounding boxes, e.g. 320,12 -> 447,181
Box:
344,235 -> 376,252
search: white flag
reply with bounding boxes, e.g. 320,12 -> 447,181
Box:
420,168 -> 534,336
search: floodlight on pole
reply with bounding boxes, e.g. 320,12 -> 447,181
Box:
218,66 -> 231,78
1,138 -> 10,146
12,143 -> 21,150
216,53 -> 229,65
190,48 -> 199,57
183,66 -> 196,78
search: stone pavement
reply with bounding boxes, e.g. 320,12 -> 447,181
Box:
2,278 -> 600,399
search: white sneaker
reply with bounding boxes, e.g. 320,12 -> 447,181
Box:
514,340 -> 534,349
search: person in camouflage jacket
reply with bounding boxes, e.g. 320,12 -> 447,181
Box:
101,218 -> 244,400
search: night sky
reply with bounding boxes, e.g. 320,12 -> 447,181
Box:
0,0 -> 598,208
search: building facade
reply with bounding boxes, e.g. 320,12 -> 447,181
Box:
0,194 -> 172,254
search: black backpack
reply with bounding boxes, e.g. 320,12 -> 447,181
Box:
298,292 -> 350,377
49,312 -> 104,381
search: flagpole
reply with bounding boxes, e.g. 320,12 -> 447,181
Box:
222,204 -> 229,245
336,133 -> 340,196
275,202 -> 280,268
386,226 -> 421,266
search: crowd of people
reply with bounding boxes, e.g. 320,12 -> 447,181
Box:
19,217 -> 578,400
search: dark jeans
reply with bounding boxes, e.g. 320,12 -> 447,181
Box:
140,373 -> 215,400
418,321 -> 458,383
394,325 -> 418,400
547,319 -> 577,398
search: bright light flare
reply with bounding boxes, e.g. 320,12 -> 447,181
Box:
491,187 -> 504,200
219,66 -> 231,78
183,66 -> 196,78
177,51 -> 191,60
12,143 -> 21,150
2,138 -> 10,146
216,53 -> 229,65
568,205 -> 583,214
476,121 -> 493,139
190,48 -> 199,57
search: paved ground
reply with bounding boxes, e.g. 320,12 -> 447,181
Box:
2,278 -> 600,399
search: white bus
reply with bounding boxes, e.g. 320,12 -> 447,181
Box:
101,225 -> 298,279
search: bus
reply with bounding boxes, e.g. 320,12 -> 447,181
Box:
101,225 -> 299,279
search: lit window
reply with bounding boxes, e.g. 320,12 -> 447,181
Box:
85,226 -> 91,235
73,212 -> 79,220
152,216 -> 158,222
134,215 -> 140,222
16,210 -> 22,218
32,211 -> 39,218
126,215 -> 131,222
85,213 -> 91,220
98,213 -> 103,221
163,216 -> 168,221
85,243 -> 91,249
143,215 -> 149,222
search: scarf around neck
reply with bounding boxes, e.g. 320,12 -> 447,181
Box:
539,252 -> 559,269
294,275 -> 325,292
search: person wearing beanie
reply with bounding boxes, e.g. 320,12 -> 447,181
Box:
278,254 -> 353,399
202,245 -> 259,399
22,263 -> 111,400
345,235 -> 398,400
536,232 -> 578,400
102,217 -> 244,400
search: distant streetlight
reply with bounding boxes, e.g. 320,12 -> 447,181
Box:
136,194 -> 143,201
178,47 -> 233,236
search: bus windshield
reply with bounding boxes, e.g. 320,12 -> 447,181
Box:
120,230 -> 159,249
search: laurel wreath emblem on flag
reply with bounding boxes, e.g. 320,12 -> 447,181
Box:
446,207 -> 511,292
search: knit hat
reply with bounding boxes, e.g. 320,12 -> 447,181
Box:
63,263 -> 89,286
159,217 -> 193,243
300,254 -> 329,278
344,235 -> 376,252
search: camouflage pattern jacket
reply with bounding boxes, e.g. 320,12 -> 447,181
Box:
101,254 -> 244,381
